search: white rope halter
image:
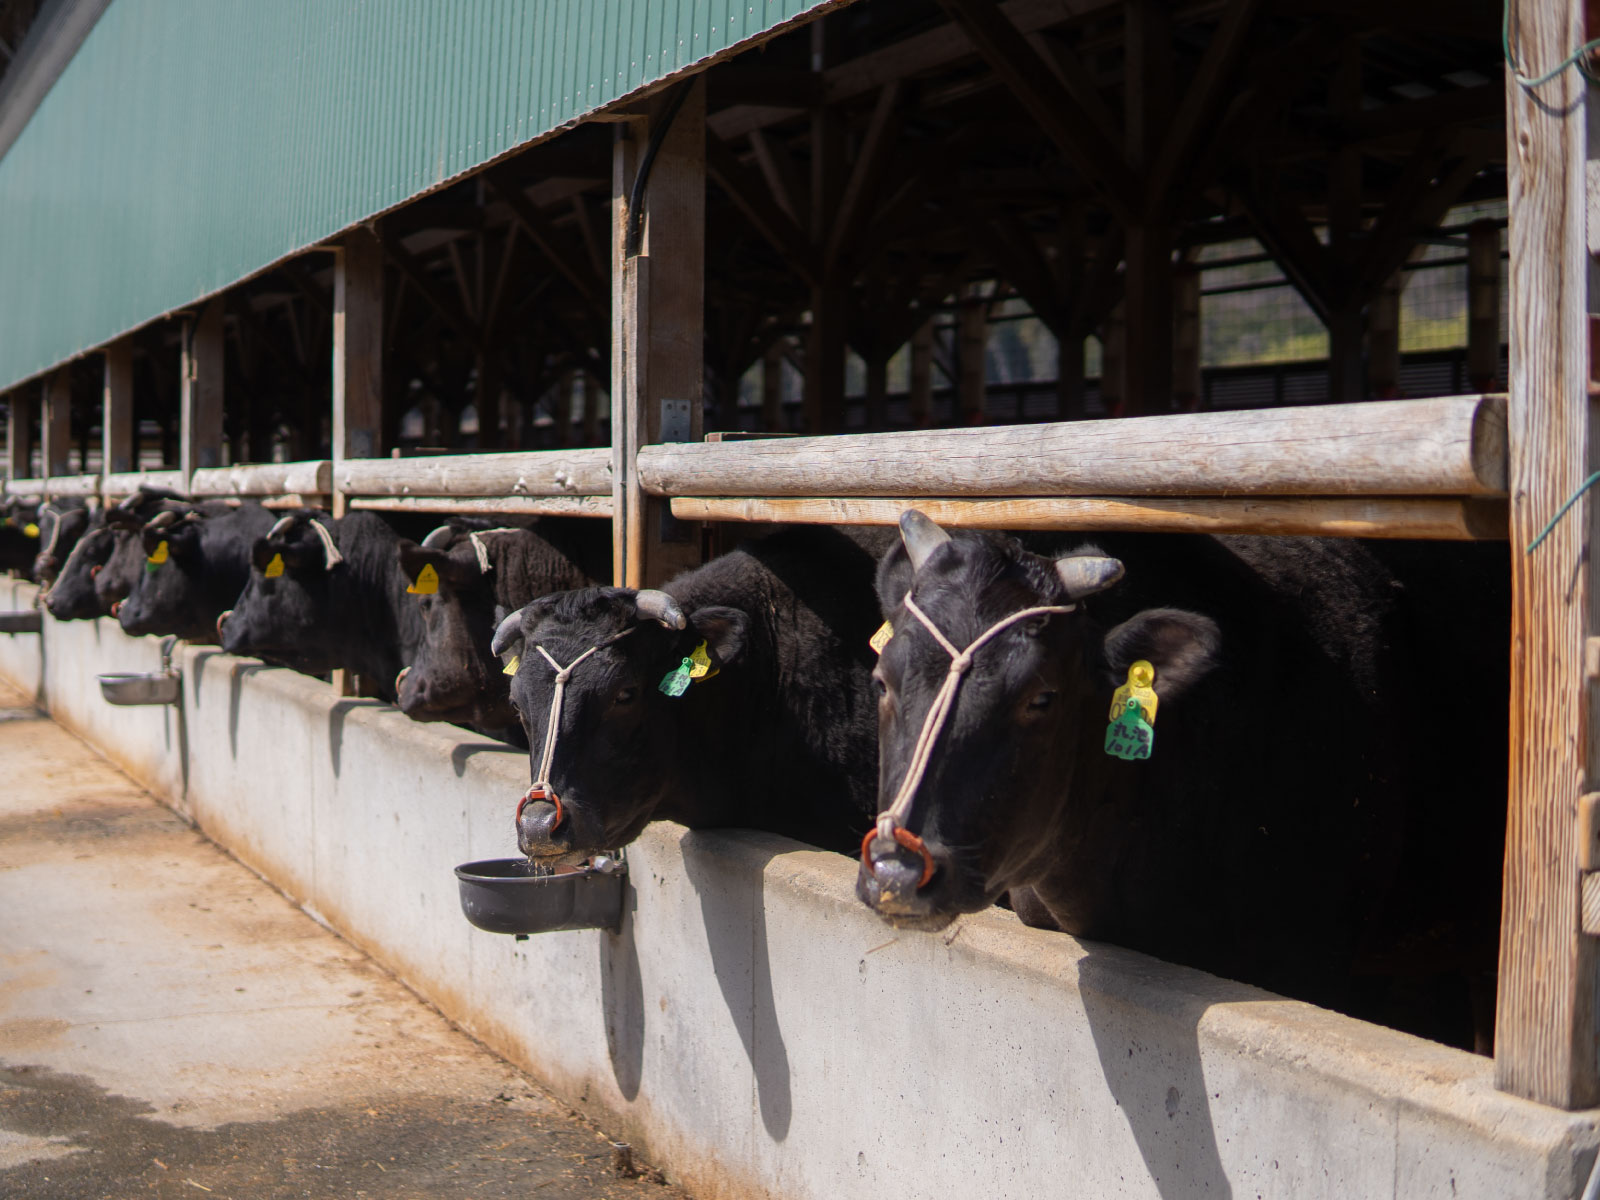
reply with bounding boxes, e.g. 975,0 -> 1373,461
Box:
526,628 -> 635,796
874,593 -> 1077,846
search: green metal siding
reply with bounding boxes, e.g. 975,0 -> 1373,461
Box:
0,0 -> 833,392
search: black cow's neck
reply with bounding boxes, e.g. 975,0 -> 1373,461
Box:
324,514 -> 424,692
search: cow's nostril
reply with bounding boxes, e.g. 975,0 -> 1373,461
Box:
516,797 -> 568,856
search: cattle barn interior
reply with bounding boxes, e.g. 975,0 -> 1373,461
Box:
1,0 -> 1596,1138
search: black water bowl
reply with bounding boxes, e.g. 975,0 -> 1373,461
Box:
0,611 -> 41,634
455,857 -> 626,935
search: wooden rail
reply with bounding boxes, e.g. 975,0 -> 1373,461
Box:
350,495 -> 612,517
190,461 -> 331,498
335,448 -> 612,499
672,495 -> 1509,540
639,395 -> 1508,499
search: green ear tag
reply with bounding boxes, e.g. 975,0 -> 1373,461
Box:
1105,696 -> 1155,761
659,657 -> 693,698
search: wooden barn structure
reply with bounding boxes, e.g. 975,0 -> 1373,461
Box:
0,0 -> 1595,1118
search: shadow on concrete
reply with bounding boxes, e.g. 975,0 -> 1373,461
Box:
1077,948 -> 1234,1200
680,831 -> 792,1141
599,876 -> 645,1100
212,656 -> 269,760
327,699 -> 386,777
450,741 -> 525,777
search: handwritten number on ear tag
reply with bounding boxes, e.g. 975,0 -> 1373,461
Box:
1105,661 -> 1158,761
687,640 -> 717,680
659,658 -> 692,697
145,540 -> 169,572
264,553 -> 285,578
502,655 -> 520,676
869,621 -> 893,654
407,563 -> 439,595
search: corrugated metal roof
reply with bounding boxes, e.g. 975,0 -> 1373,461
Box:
0,0 -> 835,392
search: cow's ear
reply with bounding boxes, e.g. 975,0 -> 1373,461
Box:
251,538 -> 288,572
688,605 -> 749,669
875,541 -> 915,615
396,541 -> 470,588
1101,607 -> 1219,701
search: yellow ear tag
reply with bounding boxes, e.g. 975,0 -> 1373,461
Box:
407,563 -> 440,595
264,553 -> 285,578
688,640 -> 718,680
869,621 -> 893,654
22,523 -> 38,539
1109,660 -> 1158,724
502,655 -> 520,676
147,540 -> 169,566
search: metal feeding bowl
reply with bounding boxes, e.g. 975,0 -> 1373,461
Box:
97,671 -> 182,706
455,856 -> 627,935
0,611 -> 42,634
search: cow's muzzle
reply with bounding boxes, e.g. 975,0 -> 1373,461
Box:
859,825 -> 937,917
516,786 -> 574,859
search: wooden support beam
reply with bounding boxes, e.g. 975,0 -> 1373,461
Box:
1238,185 -> 1336,326
351,494 -> 611,518
1468,219 -> 1502,392
670,494 -> 1508,541
102,338 -> 135,477
6,386 -> 34,480
332,227 -> 385,511
374,227 -> 482,348
1496,0 -> 1599,1111
1173,264 -> 1201,411
482,167 -> 605,310
41,365 -> 71,480
179,299 -> 225,491
805,286 -> 849,433
1368,269 -> 1403,399
189,460 -> 330,498
705,133 -> 814,283
582,372 -> 603,445
762,338 -> 787,432
337,447 -> 611,498
637,394 -> 1507,498
823,82 -> 903,281
933,0 -> 1139,222
612,80 -> 706,589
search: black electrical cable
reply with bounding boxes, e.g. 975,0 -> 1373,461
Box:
623,79 -> 696,259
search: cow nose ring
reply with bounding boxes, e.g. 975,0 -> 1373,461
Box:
861,824 -> 935,889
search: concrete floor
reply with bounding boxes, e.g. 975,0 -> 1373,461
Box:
0,678 -> 688,1200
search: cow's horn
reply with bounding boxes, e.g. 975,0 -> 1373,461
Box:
267,515 -> 296,539
899,510 -> 952,573
146,510 -> 180,530
490,607 -> 526,658
421,525 -> 455,550
634,589 -> 686,630
1055,555 -> 1124,600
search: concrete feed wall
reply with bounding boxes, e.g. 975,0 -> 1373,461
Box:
1,591 -> 1596,1200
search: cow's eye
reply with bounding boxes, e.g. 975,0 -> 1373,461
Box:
1028,689 -> 1056,711
873,675 -> 888,698
614,686 -> 638,706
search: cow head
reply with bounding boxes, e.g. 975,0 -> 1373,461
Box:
393,526 -> 512,726
115,510 -> 212,639
42,518 -> 116,619
31,505 -> 89,589
220,512 -> 344,669
494,586 -> 748,864
857,512 -> 1218,931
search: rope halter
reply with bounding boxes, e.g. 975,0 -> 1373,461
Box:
863,592 -> 1077,887
516,628 -> 636,830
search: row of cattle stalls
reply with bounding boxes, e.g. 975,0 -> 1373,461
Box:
2,0 -> 1600,1193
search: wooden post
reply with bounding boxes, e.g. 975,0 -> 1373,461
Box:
1327,40 -> 1366,405
1368,270 -> 1403,399
333,228 -> 385,510
805,287 -> 847,434
1173,264 -> 1202,412
762,339 -> 787,432
6,386 -> 35,480
612,79 -> 706,588
909,319 -> 934,429
1469,219 -> 1503,391
103,339 -> 135,477
179,299 -> 225,491
41,366 -> 71,480
1121,0 -> 1173,416
958,283 -> 988,425
1496,0 -> 1598,1110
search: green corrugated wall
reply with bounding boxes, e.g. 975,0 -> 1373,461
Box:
0,0 -> 832,392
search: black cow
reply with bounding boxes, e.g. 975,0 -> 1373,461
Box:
31,500 -> 90,588
492,526 -> 886,863
44,489 -> 193,620
394,521 -> 607,731
860,512 -> 1505,1039
0,501 -> 42,578
220,510 -> 424,700
117,501 -> 277,643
